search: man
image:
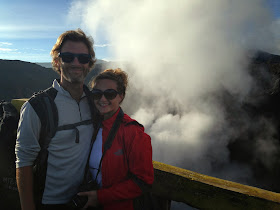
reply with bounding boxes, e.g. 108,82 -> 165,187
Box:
15,29 -> 96,210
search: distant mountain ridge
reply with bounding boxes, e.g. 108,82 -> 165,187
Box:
0,59 -> 112,102
0,60 -> 58,101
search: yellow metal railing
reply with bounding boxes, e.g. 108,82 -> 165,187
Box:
152,161 -> 280,209
11,98 -> 28,112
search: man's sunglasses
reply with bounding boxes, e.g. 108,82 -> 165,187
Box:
92,89 -> 120,100
58,52 -> 91,64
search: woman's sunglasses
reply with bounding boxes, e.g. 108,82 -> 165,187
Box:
58,52 -> 91,64
92,89 -> 120,100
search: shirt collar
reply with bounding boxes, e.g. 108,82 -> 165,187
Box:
52,79 -> 86,98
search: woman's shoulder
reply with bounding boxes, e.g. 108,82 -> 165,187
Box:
122,113 -> 144,128
120,114 -> 150,142
120,114 -> 151,146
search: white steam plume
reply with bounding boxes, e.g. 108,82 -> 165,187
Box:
69,0 -> 277,183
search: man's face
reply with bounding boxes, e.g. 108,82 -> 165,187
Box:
58,40 -> 90,84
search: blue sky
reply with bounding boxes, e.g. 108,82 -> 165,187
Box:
0,0 -> 111,62
0,0 -> 279,63
269,0 -> 280,18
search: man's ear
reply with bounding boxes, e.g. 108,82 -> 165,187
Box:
54,58 -> 61,70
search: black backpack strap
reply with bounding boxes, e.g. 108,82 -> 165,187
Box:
129,173 -> 152,193
103,108 -> 124,153
93,108 -> 124,182
125,121 -> 144,127
122,120 -> 152,193
56,119 -> 93,143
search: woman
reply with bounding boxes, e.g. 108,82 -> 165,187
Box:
78,68 -> 154,210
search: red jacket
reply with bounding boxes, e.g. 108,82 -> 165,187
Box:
97,108 -> 154,210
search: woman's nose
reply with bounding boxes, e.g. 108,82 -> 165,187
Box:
100,94 -> 107,101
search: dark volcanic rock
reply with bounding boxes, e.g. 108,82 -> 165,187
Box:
227,51 -> 280,192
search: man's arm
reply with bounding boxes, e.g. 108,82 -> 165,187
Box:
15,102 -> 41,210
16,166 -> 36,210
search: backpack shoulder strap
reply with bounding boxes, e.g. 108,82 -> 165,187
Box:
122,118 -> 152,194
125,121 -> 144,127
28,87 -> 58,205
29,87 -> 58,146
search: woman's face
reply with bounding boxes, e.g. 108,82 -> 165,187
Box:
93,79 -> 124,120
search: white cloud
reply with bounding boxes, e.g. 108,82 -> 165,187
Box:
67,0 -> 84,26
70,0 -> 278,183
95,44 -> 111,48
0,42 -> 12,46
33,49 -> 47,52
0,48 -> 16,52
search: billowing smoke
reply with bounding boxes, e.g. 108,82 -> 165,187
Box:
69,0 -> 279,190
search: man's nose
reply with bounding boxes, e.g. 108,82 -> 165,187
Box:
72,57 -> 81,64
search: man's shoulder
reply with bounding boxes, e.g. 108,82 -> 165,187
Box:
29,87 -> 58,103
27,87 -> 59,131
